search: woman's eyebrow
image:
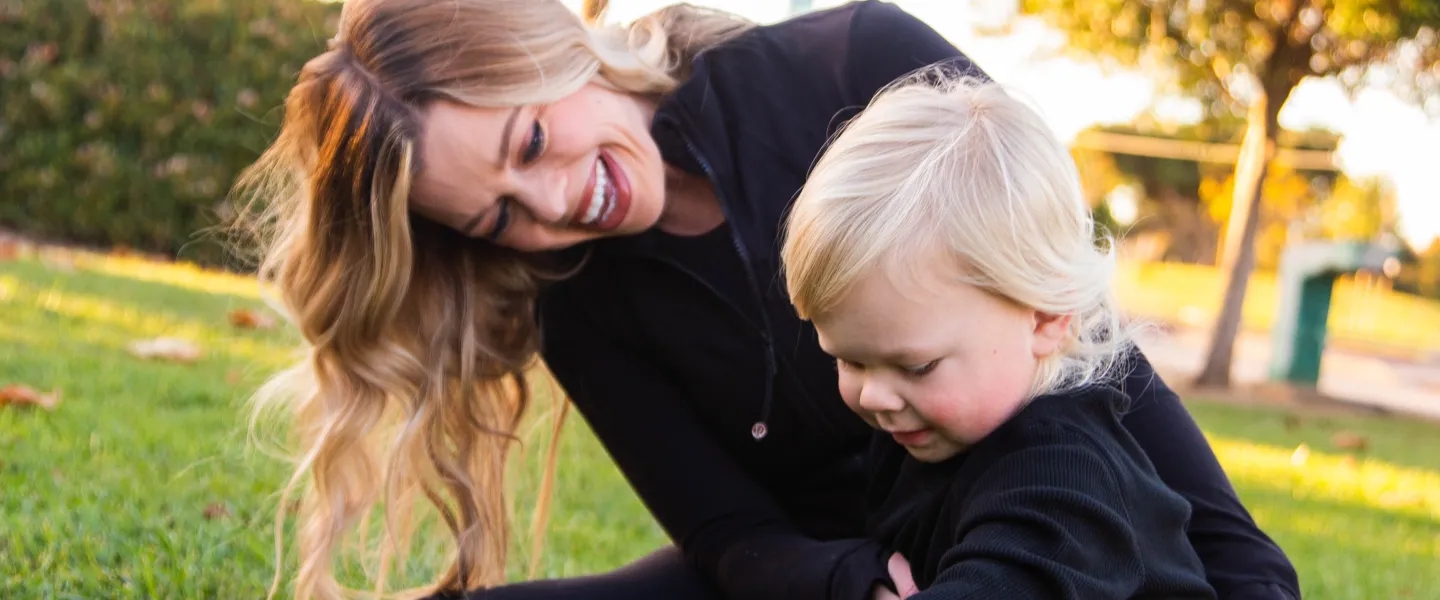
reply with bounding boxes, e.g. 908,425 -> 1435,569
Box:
495,106 -> 522,167
455,106 -> 524,235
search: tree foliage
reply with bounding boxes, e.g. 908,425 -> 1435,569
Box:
0,0 -> 341,264
1021,0 -> 1440,116
1395,238 -> 1440,299
1022,0 -> 1440,387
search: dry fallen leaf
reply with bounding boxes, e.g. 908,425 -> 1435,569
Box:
1289,444 -> 1311,467
0,384 -> 61,410
127,337 -> 204,364
228,308 -> 277,330
203,501 -> 231,520
1283,414 -> 1302,431
40,249 -> 77,272
1332,430 -> 1370,452
0,237 -> 37,261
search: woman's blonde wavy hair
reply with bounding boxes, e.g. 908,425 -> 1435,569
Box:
230,1 -> 752,598
783,70 -> 1132,400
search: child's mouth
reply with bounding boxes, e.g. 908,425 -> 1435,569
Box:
889,428 -> 932,447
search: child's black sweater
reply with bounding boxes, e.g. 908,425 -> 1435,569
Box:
866,386 -> 1218,599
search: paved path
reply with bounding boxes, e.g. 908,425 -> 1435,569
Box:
1135,327 -> 1440,420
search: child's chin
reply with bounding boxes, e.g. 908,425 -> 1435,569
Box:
906,443 -> 963,463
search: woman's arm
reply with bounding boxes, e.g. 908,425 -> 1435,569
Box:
533,283 -> 889,600
844,1 -> 987,107
1118,353 -> 1301,599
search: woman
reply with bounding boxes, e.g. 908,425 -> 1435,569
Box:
236,1 -> 1300,599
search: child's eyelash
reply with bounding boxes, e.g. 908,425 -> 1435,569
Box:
906,360 -> 940,376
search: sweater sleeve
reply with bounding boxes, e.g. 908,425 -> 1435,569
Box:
535,286 -> 889,600
913,438 -> 1145,600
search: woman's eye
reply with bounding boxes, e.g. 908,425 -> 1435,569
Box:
836,358 -> 863,372
486,197 -> 513,240
905,360 -> 940,377
522,120 -> 545,163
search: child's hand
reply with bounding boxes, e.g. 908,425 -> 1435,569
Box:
886,552 -> 919,599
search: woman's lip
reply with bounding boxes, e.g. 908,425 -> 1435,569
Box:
574,155 -> 599,227
596,149 -> 631,231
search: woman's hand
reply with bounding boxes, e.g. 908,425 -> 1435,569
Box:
872,552 -> 918,599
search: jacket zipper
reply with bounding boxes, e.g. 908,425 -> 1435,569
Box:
668,118 -> 778,442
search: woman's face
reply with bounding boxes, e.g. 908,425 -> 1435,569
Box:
412,83 -> 666,251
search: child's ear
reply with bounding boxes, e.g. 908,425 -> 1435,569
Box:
1031,311 -> 1072,359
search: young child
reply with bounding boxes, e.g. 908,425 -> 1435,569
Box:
781,72 -> 1217,599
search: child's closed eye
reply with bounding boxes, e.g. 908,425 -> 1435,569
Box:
904,360 -> 940,377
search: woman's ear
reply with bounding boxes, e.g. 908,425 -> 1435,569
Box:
1031,311 -> 1073,359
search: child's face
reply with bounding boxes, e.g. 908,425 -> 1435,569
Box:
813,260 -> 1070,463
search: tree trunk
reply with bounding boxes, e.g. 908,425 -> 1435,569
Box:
1194,93 -> 1282,387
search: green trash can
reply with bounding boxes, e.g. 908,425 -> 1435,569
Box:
1269,241 -> 1395,386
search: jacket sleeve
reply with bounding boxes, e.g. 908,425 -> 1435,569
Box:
1119,352 -> 1301,599
845,0 -> 990,105
536,286 -> 890,600
914,440 -> 1146,600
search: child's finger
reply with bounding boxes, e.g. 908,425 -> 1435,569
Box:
887,552 -> 919,598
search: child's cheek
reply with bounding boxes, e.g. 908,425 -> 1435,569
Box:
922,386 -> 1016,445
918,390 -> 983,442
836,370 -> 866,417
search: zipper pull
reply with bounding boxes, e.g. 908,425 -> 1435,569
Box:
753,338 -> 775,441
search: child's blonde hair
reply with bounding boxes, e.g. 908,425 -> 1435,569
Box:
782,69 -> 1130,399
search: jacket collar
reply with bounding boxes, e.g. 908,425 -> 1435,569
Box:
597,45 -> 776,267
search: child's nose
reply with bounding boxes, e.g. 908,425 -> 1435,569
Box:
856,381 -> 906,414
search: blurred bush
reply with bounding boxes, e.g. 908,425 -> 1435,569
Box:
0,0 -> 340,265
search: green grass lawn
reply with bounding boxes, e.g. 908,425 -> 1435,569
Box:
3,252 -> 1438,599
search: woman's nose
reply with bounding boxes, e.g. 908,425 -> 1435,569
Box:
518,172 -> 569,224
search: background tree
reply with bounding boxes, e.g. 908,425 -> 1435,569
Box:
1395,238 -> 1440,299
0,0 -> 340,265
1314,176 -> 1397,242
1021,0 -> 1440,387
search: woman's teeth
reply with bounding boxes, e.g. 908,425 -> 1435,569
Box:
584,161 -> 611,225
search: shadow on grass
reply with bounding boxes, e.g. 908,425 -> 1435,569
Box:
1187,398 -> 1440,474
1,266 -> 295,371
2,258 -> 266,324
